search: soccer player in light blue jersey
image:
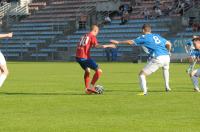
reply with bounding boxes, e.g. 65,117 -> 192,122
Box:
111,24 -> 172,95
188,37 -> 200,92
185,37 -> 195,54
185,36 -> 199,74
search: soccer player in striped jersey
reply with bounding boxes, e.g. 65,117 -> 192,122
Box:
76,25 -> 116,94
0,32 -> 13,88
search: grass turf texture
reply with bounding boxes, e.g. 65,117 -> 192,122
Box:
0,62 -> 200,132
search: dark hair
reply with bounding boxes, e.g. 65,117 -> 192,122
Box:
192,37 -> 200,41
142,24 -> 151,32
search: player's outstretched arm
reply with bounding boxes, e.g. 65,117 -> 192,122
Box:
0,32 -> 13,39
110,40 -> 134,45
95,44 -> 116,49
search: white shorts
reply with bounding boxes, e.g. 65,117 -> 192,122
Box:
143,55 -> 170,75
0,52 -> 6,65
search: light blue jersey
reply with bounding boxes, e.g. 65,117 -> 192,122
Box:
186,40 -> 195,55
186,40 -> 193,47
190,49 -> 200,59
133,33 -> 169,58
186,40 -> 195,51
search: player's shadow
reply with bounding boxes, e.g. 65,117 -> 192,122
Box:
0,92 -> 88,96
106,89 -> 196,93
144,90 -> 195,93
105,89 -> 139,93
104,82 -> 138,85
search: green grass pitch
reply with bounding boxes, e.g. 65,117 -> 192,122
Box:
0,62 -> 200,132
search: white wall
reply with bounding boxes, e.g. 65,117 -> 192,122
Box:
20,0 -> 32,6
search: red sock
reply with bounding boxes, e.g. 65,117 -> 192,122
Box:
84,71 -> 90,88
91,70 -> 102,86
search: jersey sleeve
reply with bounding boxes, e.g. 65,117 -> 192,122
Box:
134,36 -> 145,46
162,37 -> 168,45
186,40 -> 192,46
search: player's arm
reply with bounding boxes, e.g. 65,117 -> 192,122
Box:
165,41 -> 171,52
92,36 -> 116,48
185,40 -> 193,53
185,45 -> 190,54
110,40 -> 134,45
0,33 -> 13,39
95,44 -> 116,49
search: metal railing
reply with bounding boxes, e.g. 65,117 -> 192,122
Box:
8,3 -> 29,16
0,2 -> 11,19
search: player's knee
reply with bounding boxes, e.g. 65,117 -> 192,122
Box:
139,71 -> 146,76
98,69 -> 103,73
85,68 -> 91,73
188,57 -> 194,63
162,68 -> 169,71
0,66 -> 8,76
191,70 -> 198,77
97,69 -> 103,73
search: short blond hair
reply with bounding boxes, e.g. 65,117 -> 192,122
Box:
91,25 -> 99,31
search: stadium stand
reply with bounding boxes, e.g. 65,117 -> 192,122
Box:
45,18 -> 172,61
28,0 -> 49,14
37,0 -> 177,61
1,0 -> 110,60
0,2 -> 11,24
0,0 -> 199,61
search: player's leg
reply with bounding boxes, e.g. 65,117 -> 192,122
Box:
187,56 -> 196,74
162,66 -> 171,91
84,68 -> 93,94
162,58 -> 171,91
190,69 -> 200,92
76,58 -> 92,94
138,71 -> 148,95
138,59 -> 160,95
0,52 -> 8,88
84,68 -> 91,89
88,59 -> 102,89
0,64 -> 9,87
90,68 -> 102,89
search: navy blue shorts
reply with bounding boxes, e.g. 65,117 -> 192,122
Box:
76,58 -> 98,70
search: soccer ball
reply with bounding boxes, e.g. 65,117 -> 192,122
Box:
95,85 -> 104,94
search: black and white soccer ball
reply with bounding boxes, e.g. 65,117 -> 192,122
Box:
95,85 -> 104,94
